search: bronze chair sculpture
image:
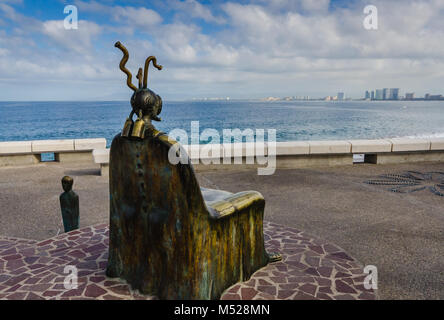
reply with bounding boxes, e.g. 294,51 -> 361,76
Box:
106,42 -> 281,300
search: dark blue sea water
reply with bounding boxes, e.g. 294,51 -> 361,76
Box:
1,100 -> 444,147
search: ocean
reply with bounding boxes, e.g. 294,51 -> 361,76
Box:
1,100 -> 443,147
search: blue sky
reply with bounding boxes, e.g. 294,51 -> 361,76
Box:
1,0 -> 444,100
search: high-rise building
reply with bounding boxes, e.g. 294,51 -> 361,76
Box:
375,89 -> 383,100
365,91 -> 370,99
389,88 -> 400,100
371,91 -> 375,100
382,88 -> 389,100
337,92 -> 345,100
405,93 -> 414,100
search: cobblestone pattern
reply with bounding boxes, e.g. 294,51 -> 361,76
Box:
221,222 -> 376,300
0,222 -> 376,300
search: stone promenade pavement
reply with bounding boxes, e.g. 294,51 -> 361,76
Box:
0,161 -> 443,299
0,222 -> 375,300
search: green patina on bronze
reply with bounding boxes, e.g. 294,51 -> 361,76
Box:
59,176 -> 79,233
106,42 -> 281,300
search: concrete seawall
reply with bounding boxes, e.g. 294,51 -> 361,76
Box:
0,138 -> 106,167
93,137 -> 444,175
2,137 -> 444,175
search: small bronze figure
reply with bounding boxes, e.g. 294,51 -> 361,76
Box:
59,176 -> 79,233
115,41 -> 163,139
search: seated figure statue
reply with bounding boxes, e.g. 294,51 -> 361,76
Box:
106,42 -> 280,300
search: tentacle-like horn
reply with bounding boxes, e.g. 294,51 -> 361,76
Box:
115,41 -> 137,92
143,56 -> 162,89
136,68 -> 143,89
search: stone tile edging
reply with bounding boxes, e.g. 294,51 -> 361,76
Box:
0,222 -> 376,300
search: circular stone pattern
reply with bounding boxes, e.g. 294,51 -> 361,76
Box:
0,222 -> 376,300
221,221 -> 376,300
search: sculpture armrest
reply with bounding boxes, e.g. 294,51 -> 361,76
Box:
207,190 -> 264,219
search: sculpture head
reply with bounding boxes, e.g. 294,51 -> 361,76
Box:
61,176 -> 73,192
130,88 -> 162,122
114,41 -> 163,138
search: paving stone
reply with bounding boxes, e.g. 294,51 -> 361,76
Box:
335,280 -> 358,294
68,250 -> 86,259
319,286 -> 333,294
254,292 -> 276,300
84,284 -> 107,298
85,243 -> 106,253
269,276 -> 287,284
287,276 -> 315,283
285,260 -> 306,269
21,283 -> 52,292
241,287 -> 258,299
26,292 -> 45,300
278,283 -> 299,290
334,294 -> 356,300
6,292 -> 27,300
318,267 -> 333,278
103,294 -> 124,300
2,248 -> 17,255
0,275 -> 11,283
89,276 -> 106,283
0,222 -> 375,301
243,278 -> 256,287
108,285 -> 131,296
40,274 -> 58,284
220,293 -> 241,300
298,283 -> 317,296
77,261 -> 97,270
316,293 -> 333,300
277,289 -> 295,299
42,290 -> 62,297
323,244 -> 341,253
330,252 -> 354,261
5,284 -> 21,293
304,267 -> 320,276
258,279 -> 273,286
358,292 -> 376,300
308,245 -> 325,255
335,271 -> 352,278
37,257 -> 53,264
316,278 -> 331,287
4,274 -> 29,286
253,272 -> 269,277
257,286 -> 276,296
292,291 -> 316,300
3,254 -> 21,261
305,256 -> 321,267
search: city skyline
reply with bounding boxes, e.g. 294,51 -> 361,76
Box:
258,86 -> 444,102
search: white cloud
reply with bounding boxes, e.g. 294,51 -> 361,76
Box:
112,6 -> 163,28
0,3 -> 41,32
170,0 -> 226,24
75,1 -> 163,32
3,0 -> 444,100
41,19 -> 102,55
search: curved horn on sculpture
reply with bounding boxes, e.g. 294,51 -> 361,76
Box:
136,68 -> 143,89
115,41 -> 137,92
143,56 -> 162,89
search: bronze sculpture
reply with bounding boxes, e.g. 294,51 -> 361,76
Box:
115,41 -> 163,139
106,42 -> 281,300
59,176 -> 79,232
